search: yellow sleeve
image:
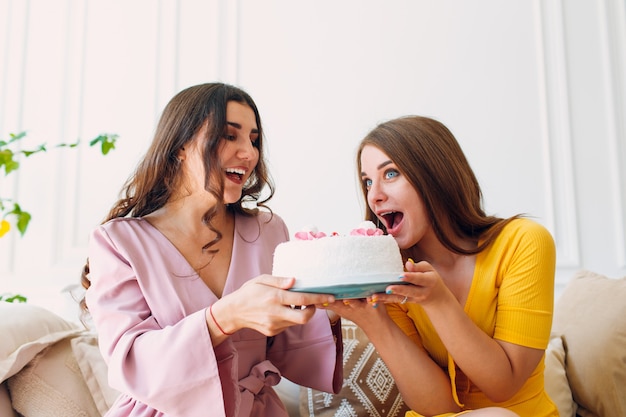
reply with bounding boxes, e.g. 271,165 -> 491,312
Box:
491,219 -> 556,349
386,303 -> 423,346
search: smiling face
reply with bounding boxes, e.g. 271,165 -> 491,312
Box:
360,144 -> 430,250
179,101 -> 260,205
218,101 -> 260,204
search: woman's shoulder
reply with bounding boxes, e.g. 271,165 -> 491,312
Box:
97,216 -> 150,231
504,217 -> 552,237
256,209 -> 284,224
235,209 -> 289,242
236,209 -> 285,226
93,217 -> 156,241
498,217 -> 556,251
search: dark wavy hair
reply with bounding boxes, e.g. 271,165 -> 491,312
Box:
80,82 -> 274,310
356,115 -> 521,259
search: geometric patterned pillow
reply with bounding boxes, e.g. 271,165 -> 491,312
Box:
299,319 -> 410,417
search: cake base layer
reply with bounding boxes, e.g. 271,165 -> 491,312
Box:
289,277 -> 410,299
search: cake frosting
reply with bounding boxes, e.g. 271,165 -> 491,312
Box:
272,221 -> 404,294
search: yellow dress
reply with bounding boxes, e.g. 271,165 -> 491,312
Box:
387,218 -> 559,417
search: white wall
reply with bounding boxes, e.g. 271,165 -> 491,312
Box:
1,0 -> 624,318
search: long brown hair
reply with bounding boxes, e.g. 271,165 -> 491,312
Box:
356,115 -> 521,257
80,83 -> 274,308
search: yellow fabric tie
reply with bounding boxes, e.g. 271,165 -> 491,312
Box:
447,354 -> 464,408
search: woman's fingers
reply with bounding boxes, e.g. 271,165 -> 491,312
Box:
284,291 -> 336,307
322,298 -> 372,322
231,275 -> 338,335
367,289 -> 409,305
250,274 -> 296,289
252,275 -> 336,306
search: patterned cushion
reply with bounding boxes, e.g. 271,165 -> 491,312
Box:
300,319 -> 410,417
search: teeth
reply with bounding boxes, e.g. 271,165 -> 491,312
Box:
226,168 -> 246,175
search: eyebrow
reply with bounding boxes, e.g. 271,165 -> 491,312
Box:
227,121 -> 259,134
361,160 -> 393,177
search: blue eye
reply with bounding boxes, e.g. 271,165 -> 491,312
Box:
385,169 -> 399,179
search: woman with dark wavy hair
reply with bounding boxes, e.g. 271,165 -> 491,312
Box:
82,83 -> 341,417
326,116 -> 557,417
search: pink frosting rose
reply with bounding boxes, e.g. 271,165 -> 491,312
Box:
349,227 -> 384,236
349,220 -> 384,236
294,230 -> 328,240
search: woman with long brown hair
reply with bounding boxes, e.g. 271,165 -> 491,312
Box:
326,116 -> 557,417
82,83 -> 341,417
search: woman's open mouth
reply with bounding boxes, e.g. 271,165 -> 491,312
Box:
225,168 -> 246,184
380,211 -> 404,234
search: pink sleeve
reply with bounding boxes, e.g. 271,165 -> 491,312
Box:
268,310 -> 343,394
86,226 -> 233,417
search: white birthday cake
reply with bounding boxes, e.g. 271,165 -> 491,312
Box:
272,221 -> 404,298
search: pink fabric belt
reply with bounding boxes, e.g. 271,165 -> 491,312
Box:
238,360 -> 284,417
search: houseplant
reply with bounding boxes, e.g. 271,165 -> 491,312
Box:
1,131 -> 118,237
1,131 -> 118,302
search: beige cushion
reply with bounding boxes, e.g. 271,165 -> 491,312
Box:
0,381 -> 18,417
552,270 -> 626,417
300,319 -> 410,417
543,334 -> 576,417
71,333 -> 120,415
0,303 -> 82,383
7,337 -> 101,417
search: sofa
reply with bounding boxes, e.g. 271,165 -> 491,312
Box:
1,269 -> 625,417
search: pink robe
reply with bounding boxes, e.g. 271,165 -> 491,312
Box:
86,211 -> 342,417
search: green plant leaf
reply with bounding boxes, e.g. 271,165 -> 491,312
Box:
8,131 -> 27,143
0,293 -> 28,303
3,203 -> 31,236
0,149 -> 20,175
56,141 -> 80,148
21,144 -> 47,157
16,210 -> 31,236
90,134 -> 118,155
